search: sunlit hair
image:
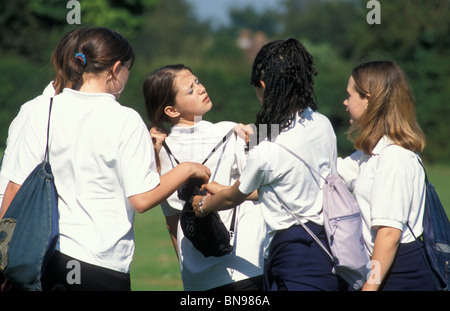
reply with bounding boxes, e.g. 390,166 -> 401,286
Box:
250,38 -> 318,141
348,60 -> 425,154
51,28 -> 86,94
143,64 -> 193,126
65,27 -> 135,90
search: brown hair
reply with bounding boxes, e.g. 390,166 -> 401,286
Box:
143,64 -> 192,126
51,28 -> 86,94
347,61 -> 425,154
63,27 -> 134,90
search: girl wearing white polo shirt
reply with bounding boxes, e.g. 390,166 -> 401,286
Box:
0,28 -> 210,291
192,39 -> 345,291
0,28 -> 86,206
143,64 -> 267,291
338,61 -> 434,291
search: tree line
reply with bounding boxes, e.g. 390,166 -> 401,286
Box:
0,0 -> 448,162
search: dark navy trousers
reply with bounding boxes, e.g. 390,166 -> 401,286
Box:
263,223 -> 347,291
379,240 -> 435,291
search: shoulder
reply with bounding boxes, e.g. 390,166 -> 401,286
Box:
377,140 -> 418,176
210,121 -> 236,133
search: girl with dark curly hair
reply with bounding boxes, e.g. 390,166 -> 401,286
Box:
192,38 -> 346,291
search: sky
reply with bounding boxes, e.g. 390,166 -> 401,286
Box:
185,0 -> 282,27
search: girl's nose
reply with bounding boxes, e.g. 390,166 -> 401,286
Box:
198,84 -> 206,94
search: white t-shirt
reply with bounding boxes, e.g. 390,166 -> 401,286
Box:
337,136 -> 426,255
238,108 -> 337,255
159,120 -> 267,291
2,88 -> 160,273
0,82 -> 55,204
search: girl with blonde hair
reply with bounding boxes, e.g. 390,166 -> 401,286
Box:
338,60 -> 434,290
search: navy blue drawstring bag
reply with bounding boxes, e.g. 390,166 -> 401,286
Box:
420,162 -> 450,291
0,98 -> 59,291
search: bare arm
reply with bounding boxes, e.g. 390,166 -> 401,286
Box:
362,226 -> 401,291
0,181 -> 21,219
192,179 -> 250,217
205,181 -> 258,201
128,162 -> 211,213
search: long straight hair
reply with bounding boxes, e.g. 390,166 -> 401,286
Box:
348,61 -> 425,154
143,64 -> 192,126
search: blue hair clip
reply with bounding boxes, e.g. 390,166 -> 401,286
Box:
74,52 -> 87,66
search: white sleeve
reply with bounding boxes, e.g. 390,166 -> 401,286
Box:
238,142 -> 273,195
1,102 -> 48,185
119,112 -> 160,197
337,150 -> 364,191
370,148 -> 414,230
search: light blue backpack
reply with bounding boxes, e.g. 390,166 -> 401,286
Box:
272,143 -> 370,290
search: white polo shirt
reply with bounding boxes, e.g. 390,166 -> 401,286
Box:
2,88 -> 160,273
337,136 -> 426,255
159,120 -> 267,291
238,108 -> 337,254
0,82 -> 55,204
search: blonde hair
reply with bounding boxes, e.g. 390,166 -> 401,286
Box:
347,61 -> 425,155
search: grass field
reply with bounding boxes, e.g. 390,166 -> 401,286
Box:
130,163 -> 450,291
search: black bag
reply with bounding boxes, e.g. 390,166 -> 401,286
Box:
163,129 -> 236,257
178,178 -> 234,257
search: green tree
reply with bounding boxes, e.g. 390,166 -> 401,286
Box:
351,0 -> 450,162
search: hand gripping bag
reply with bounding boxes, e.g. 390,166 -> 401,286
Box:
163,129 -> 237,257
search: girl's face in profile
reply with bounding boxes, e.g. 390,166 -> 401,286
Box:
173,69 -> 212,122
343,76 -> 369,125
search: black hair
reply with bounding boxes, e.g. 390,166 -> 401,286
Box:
250,38 -> 318,141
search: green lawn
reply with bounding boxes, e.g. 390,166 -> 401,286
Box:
130,162 -> 450,291
131,207 -> 183,291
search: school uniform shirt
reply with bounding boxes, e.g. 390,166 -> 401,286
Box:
238,108 -> 337,257
159,120 -> 267,291
2,88 -> 160,273
0,81 -> 55,204
337,136 -> 426,255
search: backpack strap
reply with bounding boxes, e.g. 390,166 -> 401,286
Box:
273,142 -> 327,187
163,128 -> 234,166
405,157 -> 439,290
269,142 -> 334,262
162,128 -> 238,232
44,97 -> 54,163
269,184 -> 334,263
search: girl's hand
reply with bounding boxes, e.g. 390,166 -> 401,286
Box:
192,195 -> 210,218
181,162 -> 211,184
234,123 -> 254,144
203,181 -> 228,195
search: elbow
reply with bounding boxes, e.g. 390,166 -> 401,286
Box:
128,195 -> 155,214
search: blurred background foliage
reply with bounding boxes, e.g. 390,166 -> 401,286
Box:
0,0 -> 449,162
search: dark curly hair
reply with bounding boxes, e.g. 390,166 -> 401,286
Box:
250,38 -> 318,141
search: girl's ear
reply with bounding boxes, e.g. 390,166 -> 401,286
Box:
164,105 -> 180,119
110,61 -> 122,79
